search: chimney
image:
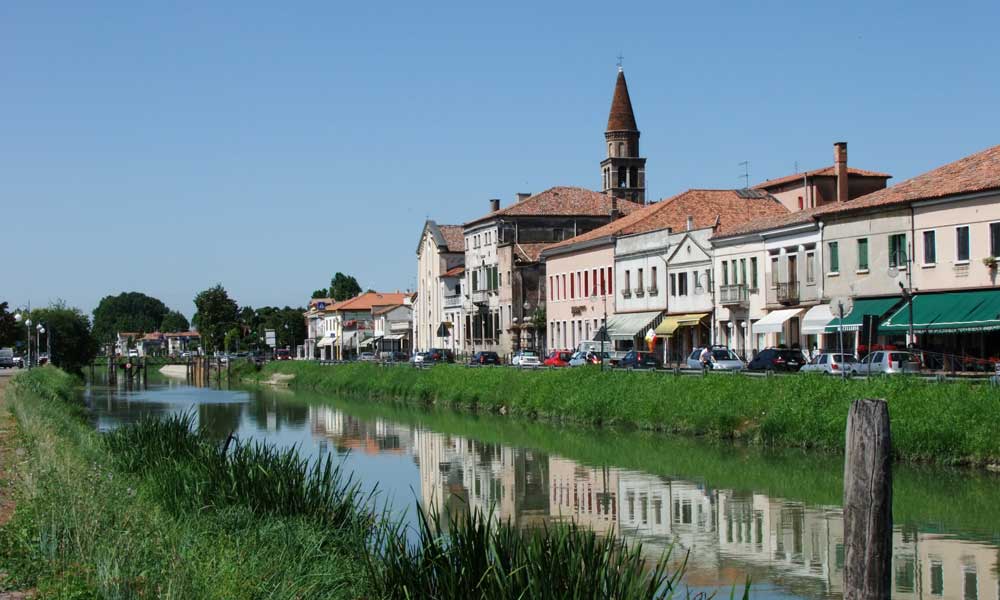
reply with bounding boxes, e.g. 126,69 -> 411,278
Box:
516,192 -> 532,203
610,195 -> 621,220
835,142 -> 848,203
489,198 -> 500,212
686,216 -> 694,231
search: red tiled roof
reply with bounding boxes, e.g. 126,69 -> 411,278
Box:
372,304 -> 406,316
441,265 -> 465,278
335,291 -> 411,312
607,70 -> 638,131
513,242 -> 552,263
164,331 -> 200,338
713,205 -> 822,239
466,187 -> 641,225
754,166 -> 891,190
817,144 -> 1000,214
438,225 -> 465,253
544,189 -> 789,253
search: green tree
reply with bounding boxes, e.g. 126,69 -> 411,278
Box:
92,292 -> 169,343
160,310 -> 190,333
192,285 -> 239,353
329,273 -> 362,302
311,289 -> 329,299
254,306 -> 306,349
31,302 -> 98,373
0,302 -> 18,348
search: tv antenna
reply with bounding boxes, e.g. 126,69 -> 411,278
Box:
738,161 -> 750,189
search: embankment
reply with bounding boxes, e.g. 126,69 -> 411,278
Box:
250,361 -> 1000,467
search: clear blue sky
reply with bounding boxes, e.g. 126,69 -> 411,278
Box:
4,1 -> 999,318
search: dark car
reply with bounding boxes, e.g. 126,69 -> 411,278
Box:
747,348 -> 805,372
469,351 -> 501,366
426,348 -> 454,363
619,351 -> 662,370
275,349 -> 291,361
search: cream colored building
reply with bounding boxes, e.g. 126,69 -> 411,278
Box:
414,220 -> 465,352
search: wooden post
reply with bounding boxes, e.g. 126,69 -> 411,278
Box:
843,398 -> 892,600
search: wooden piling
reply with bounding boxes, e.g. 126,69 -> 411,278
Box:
843,398 -> 892,600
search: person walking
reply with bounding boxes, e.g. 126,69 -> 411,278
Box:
699,346 -> 711,371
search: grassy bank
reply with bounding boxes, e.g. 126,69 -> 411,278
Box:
0,368 -> 712,599
252,361 -> 1000,466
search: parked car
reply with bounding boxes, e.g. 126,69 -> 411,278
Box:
275,349 -> 291,361
851,351 -> 921,376
544,350 -> 573,367
0,348 -> 13,369
619,351 -> 662,370
426,348 -> 454,363
569,351 -> 610,367
685,347 -> 745,371
511,350 -> 541,367
469,351 -> 501,366
800,352 -> 858,375
358,352 -> 377,362
747,348 -> 805,372
410,352 -> 428,364
383,351 -> 408,362
12,355 -> 24,368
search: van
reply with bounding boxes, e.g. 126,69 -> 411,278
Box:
0,347 -> 13,369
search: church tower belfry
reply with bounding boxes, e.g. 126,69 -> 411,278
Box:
601,67 -> 646,204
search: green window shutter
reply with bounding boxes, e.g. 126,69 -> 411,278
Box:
829,242 -> 839,272
858,239 -> 868,270
751,257 -> 758,288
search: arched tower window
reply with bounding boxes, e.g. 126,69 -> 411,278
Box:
630,166 -> 639,188
608,143 -> 613,157
618,142 -> 625,158
617,166 -> 627,188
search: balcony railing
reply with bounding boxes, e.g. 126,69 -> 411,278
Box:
443,294 -> 463,308
776,282 -> 800,305
719,284 -> 748,306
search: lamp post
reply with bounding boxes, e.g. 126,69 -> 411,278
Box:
13,310 -> 30,369
600,293 -> 608,372
522,300 -> 532,353
37,323 -> 46,364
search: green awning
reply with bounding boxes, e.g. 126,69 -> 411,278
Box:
880,290 -> 1000,333
824,297 -> 902,333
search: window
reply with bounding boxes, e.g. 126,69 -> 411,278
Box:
678,272 -> 688,296
570,272 -> 575,299
549,276 -> 554,301
472,270 -> 479,291
651,266 -> 657,290
584,271 -> 589,297
806,251 -> 815,282
740,259 -> 747,287
770,256 -> 779,286
561,274 -> 567,299
721,261 -> 729,286
828,242 -> 840,273
731,261 -> 738,285
956,225 -> 970,262
750,257 -> 758,289
600,268 -> 606,295
592,269 -> 598,296
624,270 -> 631,292
670,273 -> 677,296
637,268 -> 644,291
924,230 -> 937,264
607,267 -> 613,294
857,238 -> 869,271
797,196 -> 803,210
991,223 -> 1000,258
889,234 -> 907,268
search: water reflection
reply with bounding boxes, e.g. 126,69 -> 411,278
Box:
86,379 -> 1000,600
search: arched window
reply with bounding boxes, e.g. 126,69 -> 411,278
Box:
618,142 -> 625,157
608,143 -> 614,157
618,166 -> 627,188
630,166 -> 639,188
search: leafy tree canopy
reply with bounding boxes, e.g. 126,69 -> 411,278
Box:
192,285 -> 239,353
329,272 -> 362,302
311,289 -> 329,299
31,301 -> 98,373
0,302 -> 17,348
253,306 -> 306,350
159,310 -> 190,333
92,292 -> 169,342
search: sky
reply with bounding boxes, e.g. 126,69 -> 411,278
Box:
3,1 -> 999,319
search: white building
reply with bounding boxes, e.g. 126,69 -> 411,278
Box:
414,220 -> 465,353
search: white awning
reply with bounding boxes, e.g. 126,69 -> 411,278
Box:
604,311 -> 662,340
341,331 -> 358,347
360,336 -> 380,348
316,336 -> 335,348
753,308 -> 804,334
801,304 -> 834,334
384,333 -> 407,341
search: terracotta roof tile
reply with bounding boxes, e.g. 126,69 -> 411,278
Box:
438,225 -> 465,252
544,189 -> 789,253
164,331 -> 200,338
816,144 -> 1000,214
335,291 -> 411,312
607,70 -> 638,131
372,304 -> 406,316
754,166 -> 891,189
466,187 -> 640,225
713,205 -> 822,239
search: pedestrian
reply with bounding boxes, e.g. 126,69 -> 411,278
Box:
699,346 -> 711,370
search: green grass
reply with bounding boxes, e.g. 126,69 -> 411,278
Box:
252,361 -> 1000,466
1,367 -> 728,599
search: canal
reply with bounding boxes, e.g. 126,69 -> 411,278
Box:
85,375 -> 1000,600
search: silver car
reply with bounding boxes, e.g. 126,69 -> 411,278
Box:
686,347 -> 745,371
800,353 -> 858,375
511,350 -> 541,367
852,351 -> 921,376
568,351 -> 610,367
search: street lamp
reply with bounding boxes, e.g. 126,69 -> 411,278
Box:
37,323 -> 46,364
13,311 -> 30,369
522,300 -> 532,352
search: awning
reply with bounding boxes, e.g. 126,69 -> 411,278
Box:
801,305 -> 834,334
603,311 -> 662,340
384,333 -> 407,341
341,331 -> 358,347
655,313 -> 708,336
754,308 -> 804,334
360,336 -> 380,348
316,336 -> 335,348
880,290 -> 1000,333
824,297 -> 902,333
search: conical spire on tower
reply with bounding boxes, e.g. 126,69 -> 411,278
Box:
606,69 -> 638,132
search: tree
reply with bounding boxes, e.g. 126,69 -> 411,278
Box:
92,292 -> 169,343
31,302 -> 98,374
192,285 -> 239,353
311,289 -> 329,299
0,302 -> 17,348
160,310 -> 190,333
254,306 -> 307,349
329,273 -> 362,302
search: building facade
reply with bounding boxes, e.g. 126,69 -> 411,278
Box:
414,221 -> 465,353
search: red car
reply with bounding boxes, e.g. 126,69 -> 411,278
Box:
544,350 -> 573,367
275,349 -> 291,361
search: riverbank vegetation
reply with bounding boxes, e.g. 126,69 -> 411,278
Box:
251,361 -> 1000,466
0,368 -> 711,599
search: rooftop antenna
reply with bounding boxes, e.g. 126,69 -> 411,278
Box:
616,52 -> 624,72
794,160 -> 799,173
738,160 -> 750,189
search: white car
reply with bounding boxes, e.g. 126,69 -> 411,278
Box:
852,351 -> 921,376
410,352 -> 427,364
511,350 -> 541,367
800,353 -> 858,375
569,351 -> 610,367
685,347 -> 745,371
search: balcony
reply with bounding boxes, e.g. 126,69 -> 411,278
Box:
443,294 -> 463,309
719,284 -> 748,306
775,282 -> 800,305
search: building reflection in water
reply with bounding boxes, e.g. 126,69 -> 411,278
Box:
308,406 -> 999,600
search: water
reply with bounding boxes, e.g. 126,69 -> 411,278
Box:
85,376 -> 1000,600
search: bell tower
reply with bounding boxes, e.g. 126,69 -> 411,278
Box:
600,67 -> 646,204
